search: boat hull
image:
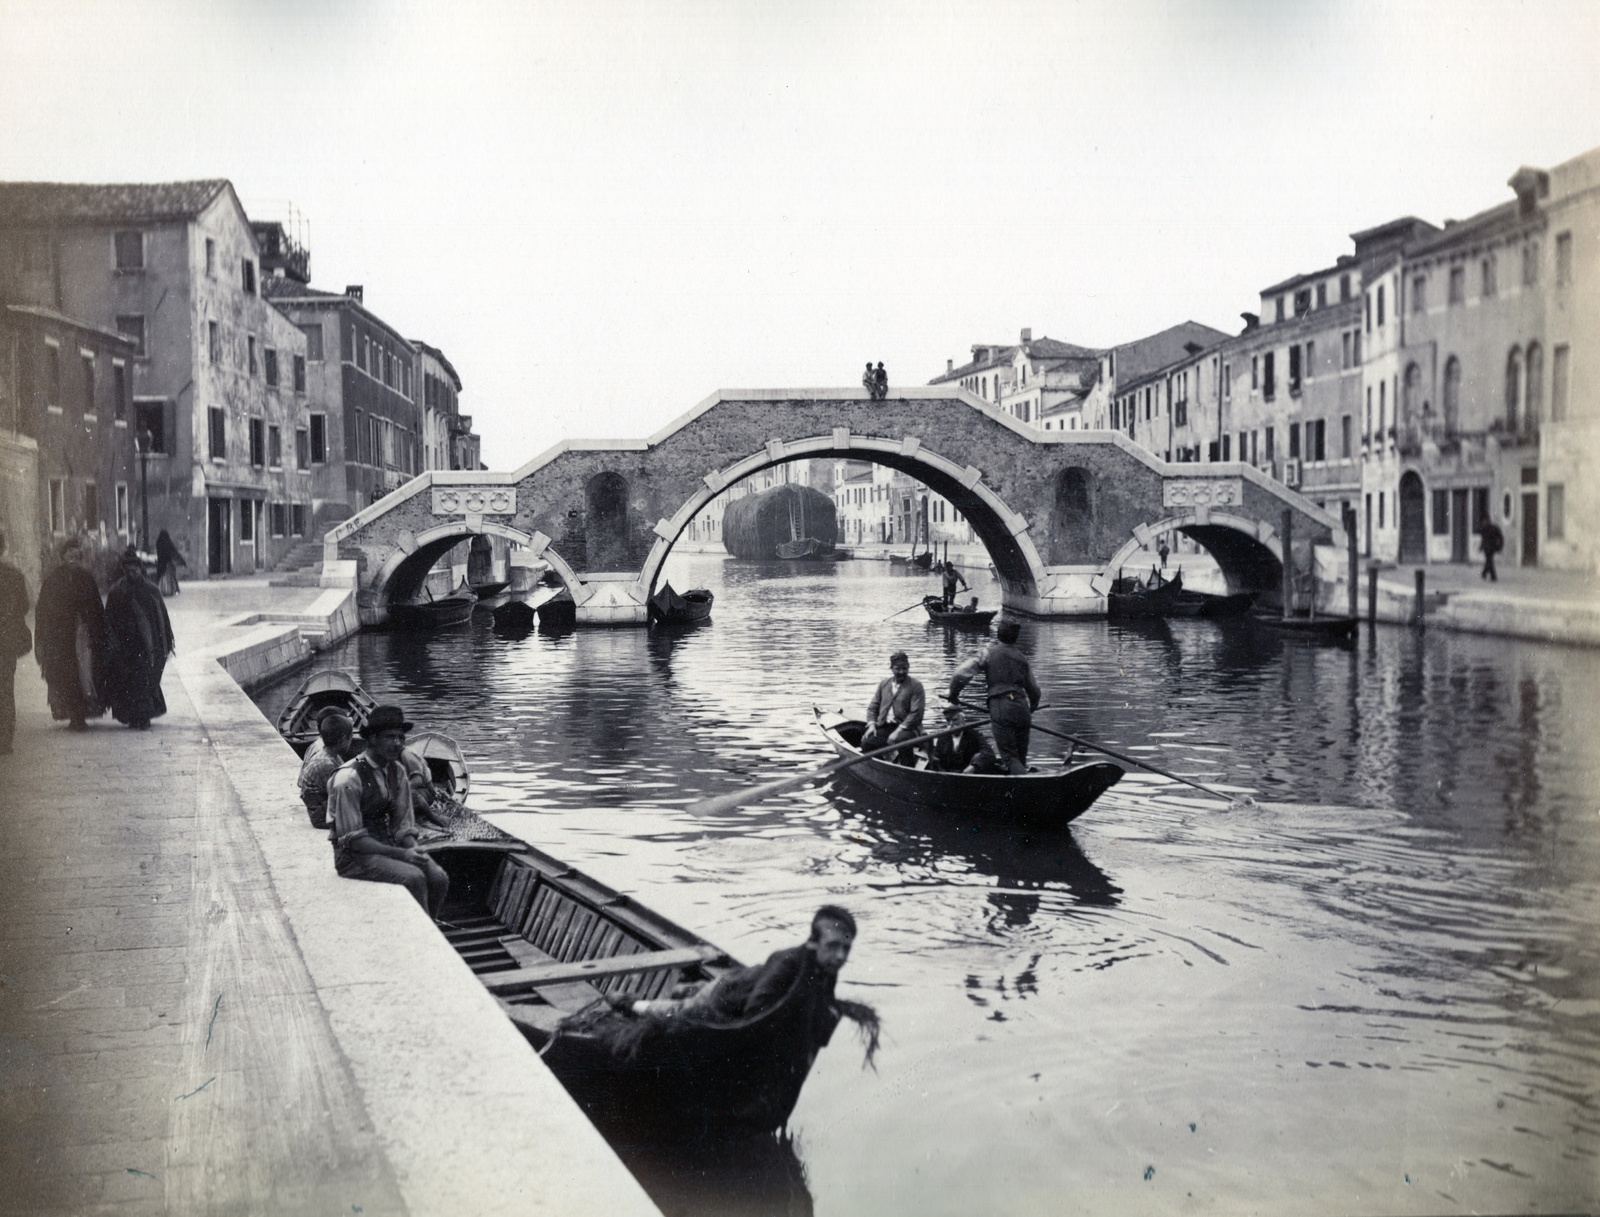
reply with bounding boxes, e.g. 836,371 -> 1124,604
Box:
275,669 -> 377,755
647,582 -> 714,626
921,596 -> 996,630
814,708 -> 1122,828
387,592 -> 475,629
1249,610 -> 1359,640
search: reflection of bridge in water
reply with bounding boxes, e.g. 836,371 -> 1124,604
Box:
327,387 -> 1345,627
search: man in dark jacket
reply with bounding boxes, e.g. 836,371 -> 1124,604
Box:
947,617 -> 1041,774
0,530 -> 31,755
1479,519 -> 1504,581
33,539 -> 106,730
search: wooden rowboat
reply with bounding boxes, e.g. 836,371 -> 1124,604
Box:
275,669 -> 377,756
428,839 -> 839,1140
387,585 -> 476,629
921,595 -> 996,630
470,579 -> 511,599
647,581 -> 714,626
1106,568 -> 1184,619
813,708 -> 1123,829
1249,609 -> 1360,641
408,729 -> 471,805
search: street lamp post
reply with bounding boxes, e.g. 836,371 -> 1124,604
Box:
137,427 -> 152,552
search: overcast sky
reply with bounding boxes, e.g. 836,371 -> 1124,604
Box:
2,0 -> 1597,466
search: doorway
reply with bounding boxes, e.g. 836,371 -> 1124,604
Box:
1450,488 -> 1469,563
1521,492 -> 1539,566
1398,471 -> 1427,564
207,497 -> 232,575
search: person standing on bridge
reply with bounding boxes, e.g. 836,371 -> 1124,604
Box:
946,618 -> 1040,775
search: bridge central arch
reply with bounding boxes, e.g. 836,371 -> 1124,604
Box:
637,432 -> 1049,604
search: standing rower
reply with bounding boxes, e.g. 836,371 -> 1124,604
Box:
946,618 -> 1039,774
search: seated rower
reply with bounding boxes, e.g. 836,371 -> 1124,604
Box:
627,906 -> 857,1048
861,650 -> 925,766
298,710 -> 354,829
931,703 -> 1001,774
326,704 -> 450,918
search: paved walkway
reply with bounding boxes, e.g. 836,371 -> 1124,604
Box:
0,578 -> 659,1216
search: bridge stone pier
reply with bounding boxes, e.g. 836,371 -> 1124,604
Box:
326,388 -> 1344,627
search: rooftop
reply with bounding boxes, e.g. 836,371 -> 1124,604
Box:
0,179 -> 232,226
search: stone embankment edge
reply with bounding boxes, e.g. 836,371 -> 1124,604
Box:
175,588 -> 662,1217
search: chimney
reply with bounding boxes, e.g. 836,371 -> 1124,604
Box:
1240,311 -> 1260,333
946,359 -> 954,374
1020,327 -> 1032,343
345,285 -> 364,304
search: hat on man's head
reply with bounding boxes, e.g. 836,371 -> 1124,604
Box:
889,650 -> 909,665
121,544 -> 142,565
362,704 -> 413,736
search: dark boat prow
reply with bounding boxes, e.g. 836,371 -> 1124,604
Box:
921,595 -> 996,630
647,581 -> 714,626
275,669 -> 377,755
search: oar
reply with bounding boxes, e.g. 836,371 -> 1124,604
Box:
950,697 -> 1255,808
689,718 -> 989,818
883,598 -> 930,621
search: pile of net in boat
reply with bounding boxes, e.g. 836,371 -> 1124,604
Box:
720,483 -> 839,560
416,795 -> 516,844
555,989 -> 881,1070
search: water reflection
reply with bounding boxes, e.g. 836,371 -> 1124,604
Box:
616,1131 -> 813,1217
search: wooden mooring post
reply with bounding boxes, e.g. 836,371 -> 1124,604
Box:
1345,507 -> 1359,620
1281,508 -> 1293,620
1414,568 -> 1426,628
1368,565 -> 1379,624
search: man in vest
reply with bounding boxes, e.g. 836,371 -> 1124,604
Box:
946,618 -> 1041,774
327,704 -> 449,917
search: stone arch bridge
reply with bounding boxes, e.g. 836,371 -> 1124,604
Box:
326,388 -> 1344,627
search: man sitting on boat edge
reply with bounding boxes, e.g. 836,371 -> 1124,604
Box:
947,618 -> 1040,775
299,710 -> 355,829
861,650 -> 925,765
326,704 -> 450,918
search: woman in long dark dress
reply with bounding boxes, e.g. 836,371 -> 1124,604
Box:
155,529 -> 186,596
33,539 -> 107,730
102,547 -> 174,730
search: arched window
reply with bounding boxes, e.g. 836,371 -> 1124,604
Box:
1442,356 -> 1461,438
1505,347 -> 1522,432
1525,342 -> 1543,427
1402,362 -> 1422,429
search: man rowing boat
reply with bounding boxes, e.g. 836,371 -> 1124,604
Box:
946,618 -> 1039,774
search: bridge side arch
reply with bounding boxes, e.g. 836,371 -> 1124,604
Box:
1099,512 -> 1286,598
369,519 -> 582,617
635,432 -> 1050,605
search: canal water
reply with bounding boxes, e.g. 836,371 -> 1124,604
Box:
256,554 -> 1600,1216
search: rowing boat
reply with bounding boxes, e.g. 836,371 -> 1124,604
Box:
387,585 -> 476,629
275,669 -> 377,756
429,839 -> 843,1140
1249,609 -> 1359,640
921,595 -> 996,630
1105,568 -> 1184,618
647,581 -> 714,626
408,729 -> 471,804
470,580 -> 511,599
813,707 -> 1123,828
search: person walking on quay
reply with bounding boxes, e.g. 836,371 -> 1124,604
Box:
873,361 -> 888,400
861,649 -> 925,764
1157,537 -> 1170,570
33,538 -> 106,731
326,704 -> 450,917
946,617 -> 1040,775
102,545 -> 174,730
154,529 -> 186,596
0,531 -> 31,756
1479,518 -> 1504,581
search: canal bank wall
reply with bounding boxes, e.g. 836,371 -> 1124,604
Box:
1,576 -> 661,1217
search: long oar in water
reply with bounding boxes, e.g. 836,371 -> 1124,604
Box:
882,598 -> 929,621
950,697 -> 1254,808
689,718 -> 989,818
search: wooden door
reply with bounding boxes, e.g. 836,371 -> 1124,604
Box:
1521,493 -> 1539,566
1450,489 -> 1469,562
1398,471 -> 1427,564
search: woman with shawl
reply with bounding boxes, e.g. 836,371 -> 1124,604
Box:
102,546 -> 174,730
33,539 -> 107,730
155,529 -> 186,596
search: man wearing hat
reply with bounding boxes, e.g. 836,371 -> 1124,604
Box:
946,618 -> 1040,774
326,704 -> 449,917
861,649 -> 925,765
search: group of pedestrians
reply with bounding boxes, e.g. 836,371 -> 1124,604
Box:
861,361 -> 889,400
0,531 -> 177,754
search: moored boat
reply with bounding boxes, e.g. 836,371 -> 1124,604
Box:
1249,609 -> 1359,640
275,669 -> 377,755
1170,588 -> 1257,618
408,729 -> 471,804
813,707 -> 1123,828
491,599 -> 536,630
470,580 -> 511,599
1106,568 -> 1184,618
427,839 -> 846,1140
647,581 -> 714,626
387,584 -> 476,629
921,595 -> 996,630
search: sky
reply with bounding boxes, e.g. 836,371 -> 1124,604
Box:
2,0 -> 1598,467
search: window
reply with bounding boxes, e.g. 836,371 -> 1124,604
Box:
44,341 -> 61,410
1274,295 -> 1285,323
401,361 -> 411,397
293,354 -> 306,393
1288,344 -> 1301,395
112,361 -> 127,422
1412,274 -> 1426,313
248,336 -> 257,376
268,424 -> 282,468
241,259 -> 256,295
1505,347 -> 1522,431
1377,284 -> 1385,326
1262,351 -> 1276,401
249,417 -> 265,467
1483,254 -> 1497,298
1379,380 -> 1387,433
271,502 -> 287,537
1251,355 -> 1258,390
264,348 -> 279,387
1432,489 -> 1450,535
1556,232 -> 1572,286
209,407 -> 227,461
358,334 -> 368,373
1552,345 -> 1569,421
1306,341 -> 1315,380
1443,356 -> 1461,436
205,237 -> 215,275
239,499 -> 254,543
84,482 -> 98,527
115,483 -> 130,533
1379,492 -> 1385,528
1265,426 -> 1275,461
1310,419 -> 1326,462
291,503 -> 307,537
208,320 -> 221,364
1294,288 -> 1311,316
1316,282 -> 1327,309
116,315 -> 145,356
136,400 -> 167,452
302,324 -> 324,361
1366,385 -> 1372,435
1289,422 -> 1301,459
1353,331 -> 1361,364
1523,240 -> 1539,287
1340,273 -> 1352,301
1548,484 -> 1565,540
309,413 -> 326,463
1448,265 -> 1465,305
295,427 -> 310,470
1221,434 -> 1231,461
1342,332 -> 1351,369
1364,292 -> 1372,332
113,230 -> 143,271
1526,343 -> 1543,422
81,354 -> 95,415
1341,415 -> 1352,459
48,479 -> 66,533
